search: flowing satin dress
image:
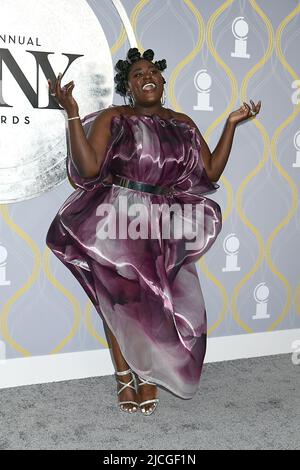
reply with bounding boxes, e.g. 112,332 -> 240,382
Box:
46,107 -> 222,399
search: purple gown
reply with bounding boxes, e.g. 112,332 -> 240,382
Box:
46,107 -> 222,399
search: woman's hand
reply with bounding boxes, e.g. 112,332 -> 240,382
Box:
48,73 -> 79,117
227,99 -> 261,126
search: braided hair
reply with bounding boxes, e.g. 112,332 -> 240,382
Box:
114,47 -> 167,97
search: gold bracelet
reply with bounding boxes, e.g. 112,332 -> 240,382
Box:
67,116 -> 80,121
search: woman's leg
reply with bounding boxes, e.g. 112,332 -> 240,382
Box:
103,321 -> 158,413
103,321 -> 138,412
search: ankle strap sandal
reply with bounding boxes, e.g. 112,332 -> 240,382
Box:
115,368 -> 139,413
137,375 -> 160,416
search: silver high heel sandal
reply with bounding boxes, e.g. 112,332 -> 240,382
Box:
137,376 -> 159,416
115,368 -> 139,413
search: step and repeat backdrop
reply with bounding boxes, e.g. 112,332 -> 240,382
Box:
0,0 -> 299,365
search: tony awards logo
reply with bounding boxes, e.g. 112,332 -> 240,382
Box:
222,233 -> 241,272
193,69 -> 213,112
0,0 -> 120,203
231,17 -> 250,59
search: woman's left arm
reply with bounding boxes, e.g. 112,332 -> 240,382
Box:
182,99 -> 261,182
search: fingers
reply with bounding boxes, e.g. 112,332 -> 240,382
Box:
248,100 -> 256,117
243,99 -> 262,117
47,74 -> 75,100
243,101 -> 251,114
55,72 -> 62,99
63,81 -> 75,94
48,78 -> 55,96
62,80 -> 73,89
66,82 -> 75,95
249,99 -> 261,115
256,100 -> 261,113
47,75 -> 60,97
48,73 -> 63,98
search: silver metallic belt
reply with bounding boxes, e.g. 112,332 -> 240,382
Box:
112,174 -> 174,195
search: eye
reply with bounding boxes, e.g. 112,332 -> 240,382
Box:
133,68 -> 158,78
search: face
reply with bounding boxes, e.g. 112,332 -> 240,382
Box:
126,59 -> 164,106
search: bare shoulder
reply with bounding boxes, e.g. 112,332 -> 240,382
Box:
94,105 -> 123,122
86,105 -> 125,171
169,110 -> 198,129
87,105 -> 124,133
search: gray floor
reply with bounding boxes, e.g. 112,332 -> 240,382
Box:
0,353 -> 299,450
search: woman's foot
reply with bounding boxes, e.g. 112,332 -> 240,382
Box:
137,376 -> 159,415
115,369 -> 139,413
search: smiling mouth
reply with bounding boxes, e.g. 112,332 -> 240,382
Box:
142,83 -> 157,93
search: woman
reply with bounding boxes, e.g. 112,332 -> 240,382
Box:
46,47 -> 261,416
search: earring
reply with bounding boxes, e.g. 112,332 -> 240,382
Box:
125,91 -> 135,108
161,87 -> 166,106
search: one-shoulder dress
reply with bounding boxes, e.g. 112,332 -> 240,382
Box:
46,107 -> 222,399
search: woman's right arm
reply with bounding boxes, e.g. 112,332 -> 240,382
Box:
48,73 -> 114,179
67,109 -> 114,178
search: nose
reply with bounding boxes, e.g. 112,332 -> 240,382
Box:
144,71 -> 153,81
